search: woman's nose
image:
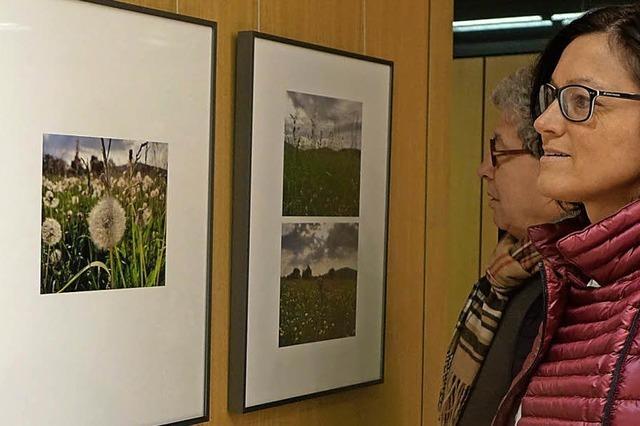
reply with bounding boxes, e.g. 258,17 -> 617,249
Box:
534,98 -> 564,138
477,153 -> 494,179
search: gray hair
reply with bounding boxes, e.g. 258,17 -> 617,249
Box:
491,66 -> 542,158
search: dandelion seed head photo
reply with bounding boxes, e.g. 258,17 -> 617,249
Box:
49,249 -> 62,264
88,196 -> 126,250
40,134 -> 169,293
42,218 -> 62,246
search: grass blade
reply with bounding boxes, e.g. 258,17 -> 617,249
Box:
57,261 -> 109,293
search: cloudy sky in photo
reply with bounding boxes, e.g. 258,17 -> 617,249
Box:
43,134 -> 168,170
285,91 -> 362,150
280,222 -> 359,277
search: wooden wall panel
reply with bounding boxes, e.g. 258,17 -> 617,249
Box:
118,0 -> 176,12
447,58 -> 483,328
363,0 -> 430,424
176,1 -> 262,425
259,0 -> 364,53
480,54 -> 537,271
423,0 -> 454,425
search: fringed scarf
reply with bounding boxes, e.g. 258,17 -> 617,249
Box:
437,234 -> 542,426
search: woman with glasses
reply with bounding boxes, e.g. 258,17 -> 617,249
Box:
492,4 -> 640,426
438,67 -> 563,426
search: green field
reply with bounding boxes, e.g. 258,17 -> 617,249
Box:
279,275 -> 357,347
40,167 -> 167,294
282,143 -> 360,216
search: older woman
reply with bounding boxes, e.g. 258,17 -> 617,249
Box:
492,4 -> 640,425
438,67 -> 564,426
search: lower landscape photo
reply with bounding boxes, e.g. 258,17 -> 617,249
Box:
279,222 -> 359,347
40,134 -> 169,294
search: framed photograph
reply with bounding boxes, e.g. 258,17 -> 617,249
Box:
230,31 -> 393,412
0,1 -> 216,425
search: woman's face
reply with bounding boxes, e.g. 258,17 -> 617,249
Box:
534,32 -> 640,221
477,111 -> 561,240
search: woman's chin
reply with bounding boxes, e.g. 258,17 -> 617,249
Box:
537,176 -> 578,203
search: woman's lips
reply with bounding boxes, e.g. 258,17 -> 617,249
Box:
540,154 -> 571,163
542,147 -> 571,158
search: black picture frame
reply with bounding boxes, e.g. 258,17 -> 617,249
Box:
80,3 -> 217,426
0,1 -> 216,425
230,31 -> 393,413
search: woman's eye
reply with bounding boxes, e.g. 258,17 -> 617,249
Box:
575,95 -> 589,107
570,93 -> 590,110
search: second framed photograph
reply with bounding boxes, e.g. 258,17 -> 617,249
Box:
230,31 -> 393,412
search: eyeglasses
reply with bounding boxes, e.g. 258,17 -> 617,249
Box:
489,137 -> 530,167
538,82 -> 640,122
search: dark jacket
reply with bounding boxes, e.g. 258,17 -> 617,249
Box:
457,274 -> 543,426
493,200 -> 640,426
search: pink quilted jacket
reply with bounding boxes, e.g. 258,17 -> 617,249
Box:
492,200 -> 640,426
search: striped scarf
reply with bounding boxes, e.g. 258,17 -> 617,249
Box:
437,234 -> 542,426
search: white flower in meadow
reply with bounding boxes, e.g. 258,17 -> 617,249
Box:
136,206 -> 153,226
142,208 -> 152,225
134,172 -> 143,183
150,188 -> 160,198
66,210 -> 73,217
71,196 -> 79,205
88,197 -> 126,250
43,191 -> 60,208
42,218 -> 62,246
43,178 -> 55,191
143,175 -> 154,191
49,249 -> 62,264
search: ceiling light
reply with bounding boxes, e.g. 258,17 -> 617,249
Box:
453,18 -> 552,33
551,12 -> 584,22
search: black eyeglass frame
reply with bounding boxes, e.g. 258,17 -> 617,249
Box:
489,137 -> 530,167
539,82 -> 640,123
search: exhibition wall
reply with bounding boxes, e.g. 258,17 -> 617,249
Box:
117,0 -> 453,425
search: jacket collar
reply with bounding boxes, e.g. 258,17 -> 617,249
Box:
529,199 -> 640,286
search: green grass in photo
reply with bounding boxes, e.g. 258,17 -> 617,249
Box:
279,269 -> 357,347
282,143 -> 360,217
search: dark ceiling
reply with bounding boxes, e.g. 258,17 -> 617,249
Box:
454,0 -> 634,21
453,0 -> 637,57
